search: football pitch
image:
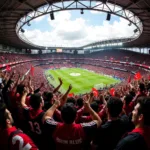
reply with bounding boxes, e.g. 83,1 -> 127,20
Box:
45,68 -> 120,95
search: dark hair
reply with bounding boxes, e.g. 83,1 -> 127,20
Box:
0,103 -> 8,128
90,102 -> 99,113
16,84 -> 25,95
129,90 -> 136,97
61,103 -> 77,124
124,94 -> 133,105
76,98 -> 83,108
67,97 -> 76,105
107,97 -> 123,118
139,83 -> 145,92
30,93 -> 42,110
137,97 -> 150,126
43,91 -> 48,98
44,92 -> 53,102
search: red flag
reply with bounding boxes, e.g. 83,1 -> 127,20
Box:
92,88 -> 98,97
30,66 -> 34,76
110,88 -> 115,96
127,75 -> 131,83
134,72 -> 141,80
6,65 -> 11,72
148,75 -> 150,80
68,93 -> 74,97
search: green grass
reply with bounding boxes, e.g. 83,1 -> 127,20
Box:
45,68 -> 120,95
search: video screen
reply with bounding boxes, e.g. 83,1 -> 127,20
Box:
56,48 -> 62,53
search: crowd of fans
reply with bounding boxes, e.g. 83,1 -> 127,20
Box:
0,49 -> 150,65
0,50 -> 150,150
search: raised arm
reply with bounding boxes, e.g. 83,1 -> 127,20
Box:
83,95 -> 102,127
53,78 -> 63,93
28,76 -> 34,94
21,87 -> 29,108
42,98 -> 60,122
11,74 -> 21,93
60,84 -> 72,106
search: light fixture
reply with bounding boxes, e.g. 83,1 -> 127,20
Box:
21,28 -> 25,33
18,0 -> 26,3
81,9 -> 84,14
106,13 -> 111,21
128,21 -> 132,26
134,28 -> 138,33
102,0 -> 107,4
27,21 -> 31,26
50,11 -> 54,20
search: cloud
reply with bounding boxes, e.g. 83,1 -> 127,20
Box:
23,11 -> 136,47
90,10 -> 102,14
33,15 -> 45,22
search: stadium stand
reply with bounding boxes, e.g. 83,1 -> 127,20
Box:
0,50 -> 150,150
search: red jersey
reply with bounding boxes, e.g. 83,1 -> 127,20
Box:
44,118 -> 97,150
0,126 -> 38,150
123,101 -> 134,116
130,127 -> 150,149
23,107 -> 45,149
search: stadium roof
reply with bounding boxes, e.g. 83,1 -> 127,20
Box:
0,0 -> 150,49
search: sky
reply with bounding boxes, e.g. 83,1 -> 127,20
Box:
23,9 -> 136,47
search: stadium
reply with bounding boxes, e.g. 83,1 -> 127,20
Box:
0,0 -> 150,150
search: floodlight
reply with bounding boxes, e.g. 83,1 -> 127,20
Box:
50,11 -> 54,20
134,28 -> 138,33
102,0 -> 107,4
27,21 -> 31,26
81,9 -> 84,14
18,0 -> 26,3
128,22 -> 132,26
21,28 -> 25,33
106,13 -> 111,21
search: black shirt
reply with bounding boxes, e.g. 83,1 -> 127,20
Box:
94,115 -> 129,150
23,107 -> 45,149
115,132 -> 148,150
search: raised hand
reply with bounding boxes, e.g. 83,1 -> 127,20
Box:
68,84 -> 72,91
23,87 -> 29,94
53,98 -> 61,108
58,78 -> 63,85
83,93 -> 90,105
90,92 -> 94,98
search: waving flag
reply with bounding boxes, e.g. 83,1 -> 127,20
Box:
92,88 -> 98,97
110,88 -> 115,96
127,75 -> 131,83
6,65 -> 11,72
30,66 -> 34,76
134,72 -> 141,80
68,93 -> 74,97
148,75 -> 150,80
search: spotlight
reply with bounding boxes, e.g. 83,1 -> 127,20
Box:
21,28 -> 25,33
50,11 -> 54,20
134,28 -> 138,33
106,13 -> 111,21
27,21 -> 31,26
102,0 -> 107,4
18,0 -> 26,3
128,21 -> 132,26
81,9 -> 84,14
